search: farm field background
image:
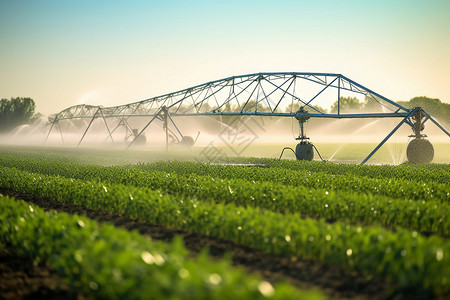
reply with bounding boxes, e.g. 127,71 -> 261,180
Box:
0,145 -> 449,299
2,142 -> 449,165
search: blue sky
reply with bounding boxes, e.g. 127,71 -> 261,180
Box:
1,0 -> 449,115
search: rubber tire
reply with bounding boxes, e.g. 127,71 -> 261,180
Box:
407,138 -> 434,164
184,136 -> 194,147
295,143 -> 314,161
134,135 -> 147,145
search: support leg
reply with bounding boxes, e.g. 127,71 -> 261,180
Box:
77,109 -> 100,148
126,112 -> 161,149
57,121 -> 65,144
167,113 -> 193,152
99,109 -> 115,143
360,111 -> 414,165
421,110 -> 450,138
44,120 -> 56,144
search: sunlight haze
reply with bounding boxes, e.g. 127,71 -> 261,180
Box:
1,0 -> 449,116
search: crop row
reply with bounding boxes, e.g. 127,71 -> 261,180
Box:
266,159 -> 450,184
1,167 -> 448,295
141,161 -> 448,201
1,154 -> 448,203
3,147 -> 448,184
0,157 -> 447,235
0,195 -> 315,299
220,156 -> 450,184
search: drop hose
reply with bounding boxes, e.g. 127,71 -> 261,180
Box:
278,145 -> 326,162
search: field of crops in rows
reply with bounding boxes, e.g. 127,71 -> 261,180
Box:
0,146 -> 449,299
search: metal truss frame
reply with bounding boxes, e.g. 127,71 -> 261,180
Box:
44,72 -> 450,164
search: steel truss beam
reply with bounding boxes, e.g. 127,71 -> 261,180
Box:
44,72 -> 449,164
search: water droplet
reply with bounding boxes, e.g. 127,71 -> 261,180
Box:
74,251 -> 83,262
258,281 -> 274,297
89,281 -> 98,290
153,253 -> 165,265
77,219 -> 85,228
141,251 -> 154,264
208,273 -> 222,285
228,186 -> 234,194
178,268 -> 190,278
436,248 -> 444,261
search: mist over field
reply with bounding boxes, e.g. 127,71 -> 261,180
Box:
1,113 -> 449,165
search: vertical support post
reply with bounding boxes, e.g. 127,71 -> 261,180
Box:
300,121 -> 305,139
337,76 -> 341,115
163,107 -> 169,151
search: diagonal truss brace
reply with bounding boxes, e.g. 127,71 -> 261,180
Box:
126,107 -> 193,151
358,107 -> 447,165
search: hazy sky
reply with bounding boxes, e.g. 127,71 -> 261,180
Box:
1,0 -> 449,116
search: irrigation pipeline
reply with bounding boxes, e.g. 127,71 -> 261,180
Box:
278,147 -> 296,160
278,146 -> 326,162
312,145 -> 325,161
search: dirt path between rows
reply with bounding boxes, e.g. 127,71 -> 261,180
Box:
1,189 -> 411,299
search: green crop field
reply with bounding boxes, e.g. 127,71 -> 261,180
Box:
0,145 -> 449,299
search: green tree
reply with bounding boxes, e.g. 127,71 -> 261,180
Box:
0,97 -> 39,133
241,100 -> 271,112
397,96 -> 450,126
330,96 -> 363,113
285,102 -> 327,114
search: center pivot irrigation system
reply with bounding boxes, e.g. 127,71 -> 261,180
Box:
45,72 -> 450,164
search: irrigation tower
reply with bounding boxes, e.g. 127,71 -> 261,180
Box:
45,72 -> 450,164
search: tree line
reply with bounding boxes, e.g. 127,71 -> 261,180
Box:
0,97 -> 40,133
0,96 -> 448,133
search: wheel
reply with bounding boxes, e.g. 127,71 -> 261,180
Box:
184,136 -> 195,147
406,138 -> 434,164
134,135 -> 147,145
295,143 -> 314,161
